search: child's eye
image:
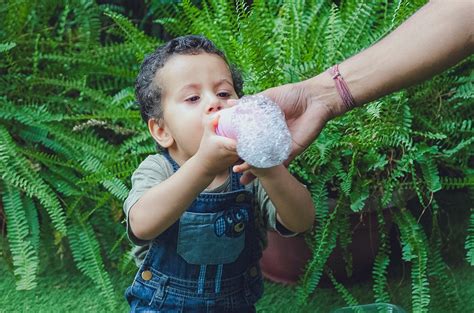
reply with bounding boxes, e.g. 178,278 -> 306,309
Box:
186,96 -> 200,103
217,92 -> 231,98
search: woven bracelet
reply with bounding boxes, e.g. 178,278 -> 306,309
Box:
328,64 -> 357,111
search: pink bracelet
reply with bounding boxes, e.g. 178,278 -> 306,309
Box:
328,64 -> 357,110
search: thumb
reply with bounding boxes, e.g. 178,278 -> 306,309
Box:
222,137 -> 237,152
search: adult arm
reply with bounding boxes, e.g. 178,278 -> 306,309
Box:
316,0 -> 474,116
234,0 -> 474,183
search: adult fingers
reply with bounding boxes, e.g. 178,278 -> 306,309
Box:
233,161 -> 251,173
239,171 -> 256,185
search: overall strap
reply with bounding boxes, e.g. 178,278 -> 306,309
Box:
230,170 -> 244,191
163,150 -> 242,192
162,150 -> 180,172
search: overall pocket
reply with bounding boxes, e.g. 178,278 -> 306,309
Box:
177,208 -> 248,264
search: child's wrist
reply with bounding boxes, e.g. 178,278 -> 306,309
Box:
188,154 -> 216,179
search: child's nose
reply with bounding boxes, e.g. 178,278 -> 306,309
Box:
206,100 -> 223,114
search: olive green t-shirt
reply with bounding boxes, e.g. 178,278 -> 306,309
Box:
124,154 -> 295,266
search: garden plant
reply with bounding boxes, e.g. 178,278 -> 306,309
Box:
0,0 -> 472,312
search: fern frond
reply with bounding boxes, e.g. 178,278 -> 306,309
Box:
296,201 -> 340,306
372,207 -> 391,303
1,184 -> 39,290
428,210 -> 462,311
441,175 -> 473,190
327,270 -> 360,308
69,218 -> 117,310
394,209 -> 430,313
416,151 -> 442,193
0,42 -> 16,53
103,9 -> 158,61
0,125 -> 67,234
466,209 -> 474,266
323,3 -> 344,66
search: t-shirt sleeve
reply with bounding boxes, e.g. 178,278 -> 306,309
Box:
123,154 -> 174,245
254,179 -> 297,237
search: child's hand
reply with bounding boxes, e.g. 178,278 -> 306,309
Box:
195,114 -> 240,176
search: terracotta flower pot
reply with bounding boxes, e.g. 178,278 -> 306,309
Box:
260,200 -> 394,285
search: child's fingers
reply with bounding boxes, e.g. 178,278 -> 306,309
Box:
221,137 -> 237,152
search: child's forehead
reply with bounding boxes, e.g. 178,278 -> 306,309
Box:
162,53 -> 230,76
155,53 -> 233,88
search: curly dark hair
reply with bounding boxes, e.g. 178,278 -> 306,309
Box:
135,35 -> 244,124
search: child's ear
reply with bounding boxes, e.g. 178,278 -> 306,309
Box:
148,118 -> 174,148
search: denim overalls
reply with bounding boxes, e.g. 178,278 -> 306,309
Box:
125,152 -> 264,312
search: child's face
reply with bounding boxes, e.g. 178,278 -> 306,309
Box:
152,53 -> 238,161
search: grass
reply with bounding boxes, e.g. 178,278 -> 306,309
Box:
1,257 -> 473,312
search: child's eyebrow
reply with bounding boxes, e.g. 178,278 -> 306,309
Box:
178,83 -> 200,93
178,79 -> 234,94
214,78 -> 234,88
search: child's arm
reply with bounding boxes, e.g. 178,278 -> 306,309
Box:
252,165 -> 315,233
129,117 -> 239,241
129,156 -> 214,241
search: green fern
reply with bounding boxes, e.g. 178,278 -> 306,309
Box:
372,207 -> 391,303
1,184 -> 39,290
103,8 -> 160,61
467,209 -> 474,265
0,125 -> 67,234
327,270 -> 360,309
69,217 -> 117,309
394,209 -> 430,313
0,42 -> 16,53
1,1 -> 471,309
296,200 -> 340,306
0,0 -> 141,294
428,203 -> 462,311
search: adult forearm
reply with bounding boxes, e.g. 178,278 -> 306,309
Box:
345,0 -> 473,105
129,156 -> 214,240
258,166 -> 315,233
307,0 -> 474,117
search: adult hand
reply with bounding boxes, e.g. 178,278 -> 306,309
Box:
261,81 -> 336,162
231,78 -> 342,185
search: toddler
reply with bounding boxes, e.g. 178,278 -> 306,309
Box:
124,35 -> 315,312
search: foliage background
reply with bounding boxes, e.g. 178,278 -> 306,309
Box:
0,0 -> 472,312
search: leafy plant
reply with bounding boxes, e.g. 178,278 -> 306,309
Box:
0,0 -> 155,309
1,1 -> 472,312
